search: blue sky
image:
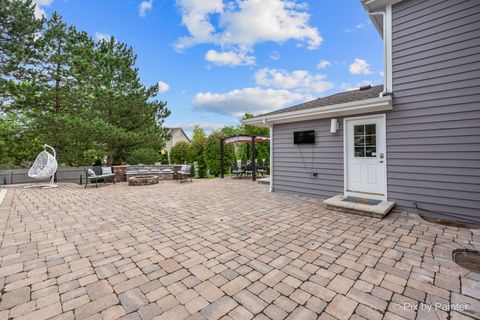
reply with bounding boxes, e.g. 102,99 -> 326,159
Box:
35,0 -> 384,136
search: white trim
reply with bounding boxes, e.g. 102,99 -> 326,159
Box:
269,125 -> 273,192
0,188 -> 6,207
243,96 -> 392,127
343,113 -> 388,201
385,4 -> 393,93
363,1 -> 393,93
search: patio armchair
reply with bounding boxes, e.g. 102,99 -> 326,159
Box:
231,163 -> 244,179
85,166 -> 116,188
257,164 -> 267,177
177,164 -> 192,183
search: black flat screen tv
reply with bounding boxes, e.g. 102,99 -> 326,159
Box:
294,130 -> 315,144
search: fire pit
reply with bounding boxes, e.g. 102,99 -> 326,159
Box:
128,175 -> 159,186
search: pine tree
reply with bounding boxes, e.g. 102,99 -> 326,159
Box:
88,37 -> 170,165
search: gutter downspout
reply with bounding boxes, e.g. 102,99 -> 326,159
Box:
269,123 -> 273,192
262,118 -> 274,192
367,10 -> 390,97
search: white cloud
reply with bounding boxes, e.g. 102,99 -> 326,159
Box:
175,0 -> 223,50
167,121 -> 228,132
193,87 -> 306,117
254,68 -> 334,94
345,19 -> 371,32
139,0 -> 153,17
158,81 -> 170,93
349,58 -> 372,75
95,32 -> 110,42
340,80 -> 376,92
316,60 -> 331,69
32,0 -> 53,19
193,66 -> 335,117
205,49 -> 255,66
175,0 -> 322,64
270,51 -> 280,60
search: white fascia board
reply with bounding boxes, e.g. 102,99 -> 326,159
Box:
362,0 -> 404,35
243,96 -> 392,127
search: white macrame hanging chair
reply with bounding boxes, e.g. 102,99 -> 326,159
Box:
25,144 -> 58,188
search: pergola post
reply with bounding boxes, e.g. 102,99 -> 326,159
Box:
252,136 -> 256,182
220,138 -> 224,178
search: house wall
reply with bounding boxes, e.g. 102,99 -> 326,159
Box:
272,119 -> 344,198
165,130 -> 190,153
271,0 -> 480,222
388,0 -> 480,221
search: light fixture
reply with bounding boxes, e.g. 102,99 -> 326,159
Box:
330,118 -> 339,133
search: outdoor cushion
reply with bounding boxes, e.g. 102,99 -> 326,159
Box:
87,169 -> 96,177
102,167 -> 112,175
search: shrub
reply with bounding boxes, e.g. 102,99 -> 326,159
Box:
204,132 -> 235,177
189,137 -> 207,178
126,148 -> 160,165
158,152 -> 169,164
170,141 -> 190,164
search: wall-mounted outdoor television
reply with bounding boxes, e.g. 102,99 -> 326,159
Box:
294,130 -> 315,144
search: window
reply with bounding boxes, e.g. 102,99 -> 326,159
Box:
354,124 -> 376,157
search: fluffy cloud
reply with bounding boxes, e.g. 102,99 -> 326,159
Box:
158,81 -> 170,93
270,51 -> 280,60
193,67 -> 335,117
345,19 -> 371,32
340,80 -> 376,92
32,0 -> 53,19
349,58 -> 372,75
139,0 -> 153,17
166,121 -> 228,132
316,60 -> 331,69
175,0 -> 223,50
95,32 -> 110,42
254,68 -> 334,94
175,0 -> 322,64
193,87 -> 306,117
205,49 -> 255,66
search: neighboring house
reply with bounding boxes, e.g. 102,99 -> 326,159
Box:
164,128 -> 190,153
244,0 -> 480,222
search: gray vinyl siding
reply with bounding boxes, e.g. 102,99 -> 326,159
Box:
272,119 -> 343,197
389,0 -> 480,222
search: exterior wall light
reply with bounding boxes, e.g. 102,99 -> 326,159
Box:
330,118 -> 339,133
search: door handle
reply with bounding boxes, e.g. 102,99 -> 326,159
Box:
378,153 -> 384,163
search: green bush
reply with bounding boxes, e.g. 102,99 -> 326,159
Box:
159,152 -> 169,164
170,141 -> 190,164
126,148 -> 160,165
187,125 -> 207,177
204,132 -> 235,177
189,138 -> 207,178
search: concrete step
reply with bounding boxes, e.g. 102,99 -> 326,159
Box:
323,195 -> 395,219
257,177 -> 270,185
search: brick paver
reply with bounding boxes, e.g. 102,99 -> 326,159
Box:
0,179 -> 479,319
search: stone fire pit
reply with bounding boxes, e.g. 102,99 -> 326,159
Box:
128,175 -> 159,186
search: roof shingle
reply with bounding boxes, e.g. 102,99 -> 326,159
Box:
260,85 -> 384,117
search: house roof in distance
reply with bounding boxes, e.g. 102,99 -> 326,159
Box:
261,84 -> 384,117
166,127 -> 191,142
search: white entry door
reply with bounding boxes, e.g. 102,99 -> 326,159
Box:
345,114 -> 386,200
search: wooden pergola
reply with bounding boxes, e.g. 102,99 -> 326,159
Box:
220,135 -> 270,181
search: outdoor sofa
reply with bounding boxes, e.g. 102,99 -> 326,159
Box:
85,166 -> 116,188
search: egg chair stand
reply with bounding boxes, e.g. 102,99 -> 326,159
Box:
24,144 -> 59,189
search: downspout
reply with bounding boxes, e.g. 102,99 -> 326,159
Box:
367,10 -> 390,97
262,118 -> 274,192
269,124 -> 273,192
